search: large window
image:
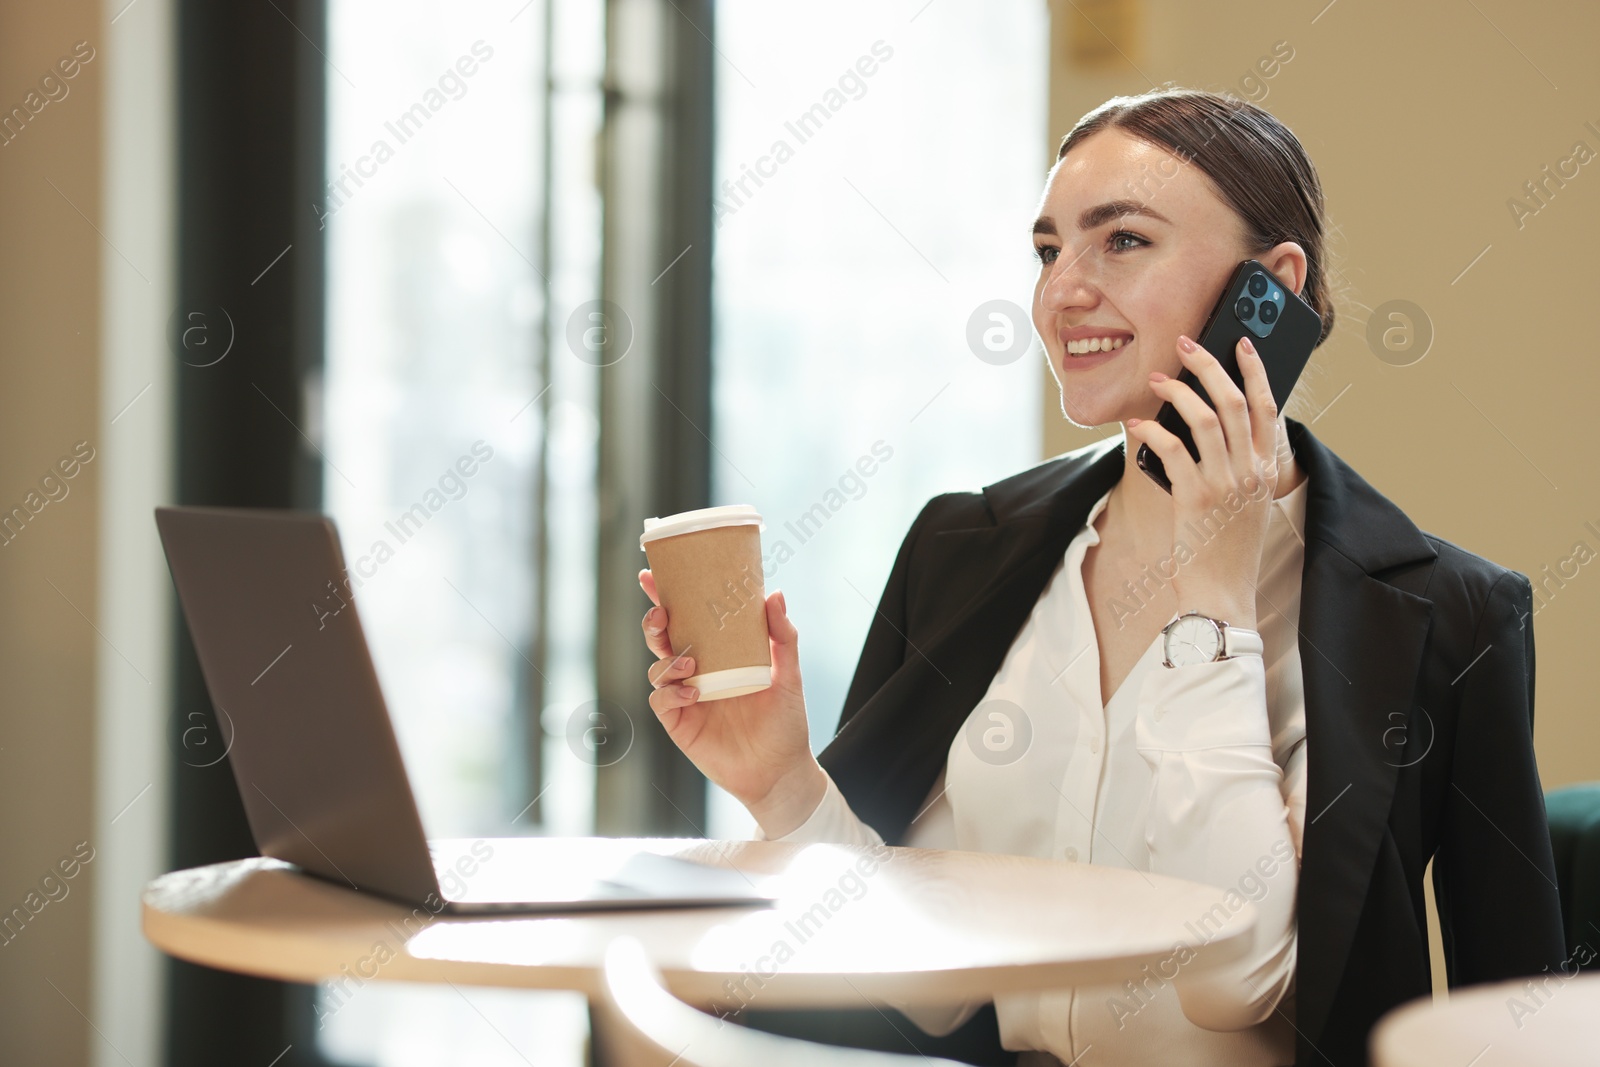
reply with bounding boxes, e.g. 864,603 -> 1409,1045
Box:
319,1 -> 602,1062
313,0 -> 1046,1057
707,1 -> 1049,837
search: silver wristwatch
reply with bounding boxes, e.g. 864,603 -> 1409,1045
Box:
1161,611 -> 1263,668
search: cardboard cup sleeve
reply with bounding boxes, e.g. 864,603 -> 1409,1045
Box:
640,506 -> 771,701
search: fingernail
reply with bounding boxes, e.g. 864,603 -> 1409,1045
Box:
1149,371 -> 1169,382
680,686 -> 698,698
1240,337 -> 1257,355
1177,335 -> 1196,353
1127,417 -> 1142,427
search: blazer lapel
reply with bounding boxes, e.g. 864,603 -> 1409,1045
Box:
822,434 -> 1126,838
1284,417 -> 1436,1046
913,437 -> 1128,654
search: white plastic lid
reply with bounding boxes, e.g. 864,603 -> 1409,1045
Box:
640,504 -> 765,548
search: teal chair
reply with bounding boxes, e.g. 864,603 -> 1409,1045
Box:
1546,782 -> 1600,969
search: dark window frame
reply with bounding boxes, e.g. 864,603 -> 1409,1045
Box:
593,0 -> 716,836
167,0 -> 719,1060
168,0 -> 333,1062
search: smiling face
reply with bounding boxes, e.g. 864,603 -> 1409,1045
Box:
1032,127 -> 1261,429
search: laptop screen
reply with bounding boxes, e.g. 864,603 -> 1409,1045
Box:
156,506 -> 442,907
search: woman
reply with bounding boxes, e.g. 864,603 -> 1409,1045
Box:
637,89 -> 1564,1067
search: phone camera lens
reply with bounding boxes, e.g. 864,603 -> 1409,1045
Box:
1248,273 -> 1269,298
1258,301 -> 1278,324
1234,296 -> 1255,321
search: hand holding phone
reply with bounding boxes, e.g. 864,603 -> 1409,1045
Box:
1136,259 -> 1320,493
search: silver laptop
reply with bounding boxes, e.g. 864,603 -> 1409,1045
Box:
154,505 -> 775,914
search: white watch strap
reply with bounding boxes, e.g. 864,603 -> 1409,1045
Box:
1222,625 -> 1263,659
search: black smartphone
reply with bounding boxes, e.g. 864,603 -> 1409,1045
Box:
1135,258 -> 1321,494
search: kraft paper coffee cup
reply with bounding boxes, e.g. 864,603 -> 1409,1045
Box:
640,505 -> 772,701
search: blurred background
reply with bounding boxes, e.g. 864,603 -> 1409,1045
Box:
1,0 -> 1595,1064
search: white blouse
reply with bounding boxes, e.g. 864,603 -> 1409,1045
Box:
757,473 -> 1311,1066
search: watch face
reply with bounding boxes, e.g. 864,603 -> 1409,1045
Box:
1166,614 -> 1222,666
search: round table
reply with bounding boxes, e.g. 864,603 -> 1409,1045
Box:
143,837 -> 1257,1009
1371,970 -> 1600,1067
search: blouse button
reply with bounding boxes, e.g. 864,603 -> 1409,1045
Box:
1063,846 -> 1079,861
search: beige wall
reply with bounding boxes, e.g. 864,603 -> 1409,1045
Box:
1043,0 -> 1599,795
0,4 -> 104,1064
1,2 -> 172,1063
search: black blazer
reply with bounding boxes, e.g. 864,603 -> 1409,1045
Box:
817,416 -> 1566,1067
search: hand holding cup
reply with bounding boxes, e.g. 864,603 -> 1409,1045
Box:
638,506 -> 824,836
